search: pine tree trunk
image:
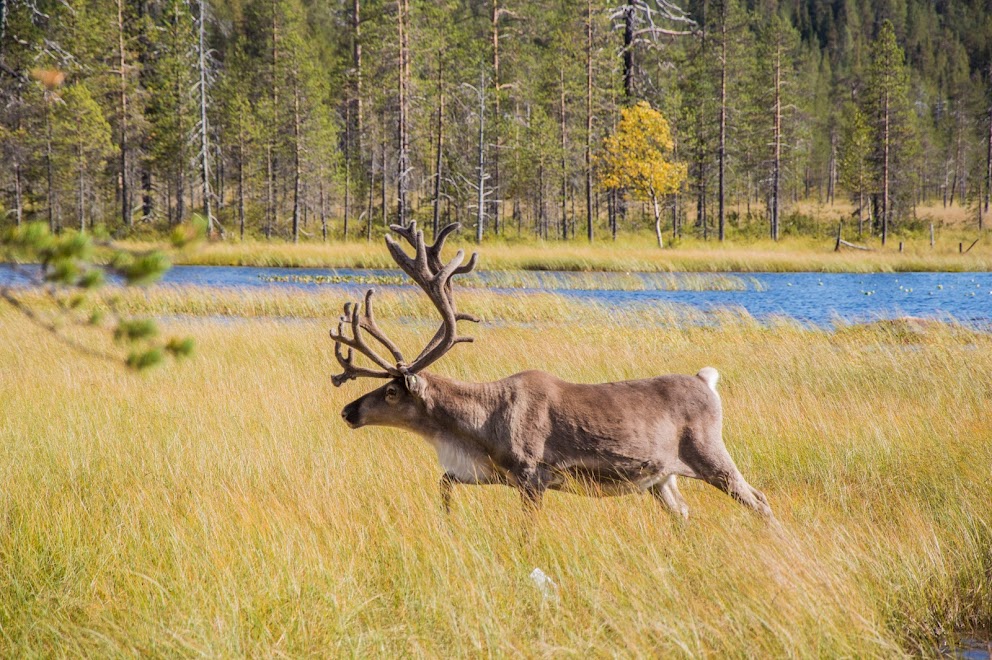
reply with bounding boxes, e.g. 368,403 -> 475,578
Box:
882,86 -> 890,245
319,164 -> 327,241
353,0 -> 364,239
858,183 -> 864,237
772,41 -> 781,241
585,0 -> 593,242
268,0 -> 279,239
238,122 -> 246,240
117,0 -> 132,229
623,0 -> 634,99
344,102 -> 351,238
717,0 -> 727,241
828,128 -> 837,205
608,189 -> 616,240
380,134 -> 387,228
476,75 -> 486,244
78,146 -> 85,232
265,144 -> 273,238
559,68 -> 567,241
396,0 -> 410,226
491,0 -> 501,234
984,59 -> 992,226
198,0 -> 214,237
13,158 -> 22,227
432,52 -> 444,239
291,67 -> 301,243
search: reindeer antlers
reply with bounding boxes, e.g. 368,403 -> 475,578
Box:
330,222 -> 480,386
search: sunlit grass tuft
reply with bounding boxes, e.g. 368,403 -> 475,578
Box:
0,292 -> 990,655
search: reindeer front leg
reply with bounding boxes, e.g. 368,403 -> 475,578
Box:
515,464 -> 551,514
439,472 -> 463,514
439,471 -> 501,514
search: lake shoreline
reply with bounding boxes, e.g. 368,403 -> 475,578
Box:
100,235 -> 992,274
4,266 -> 991,330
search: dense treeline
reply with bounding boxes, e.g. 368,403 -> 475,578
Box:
1,0 -> 991,243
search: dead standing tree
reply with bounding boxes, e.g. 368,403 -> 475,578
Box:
610,0 -> 693,101
460,73 -> 494,244
195,0 -> 218,238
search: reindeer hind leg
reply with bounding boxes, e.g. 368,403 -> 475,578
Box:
650,474 -> 689,521
679,426 -> 774,520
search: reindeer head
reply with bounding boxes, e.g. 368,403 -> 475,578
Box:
331,222 -> 479,429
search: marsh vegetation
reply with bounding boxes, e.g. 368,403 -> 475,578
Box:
1,291 -> 989,655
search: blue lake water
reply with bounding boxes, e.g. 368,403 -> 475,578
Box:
2,264 -> 991,328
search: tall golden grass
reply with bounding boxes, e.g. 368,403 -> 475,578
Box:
1,292 -> 990,655
115,231 -> 992,273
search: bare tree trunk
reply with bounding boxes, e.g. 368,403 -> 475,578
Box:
608,189 -> 616,240
491,0 -> 501,234
882,85 -> 890,245
396,0 -> 410,226
559,67 -> 567,241
432,52 -> 444,239
117,0 -> 132,229
476,73 -> 486,244
77,146 -> 85,232
216,143 -> 224,213
828,127 -> 837,205
771,39 -> 781,241
538,164 -> 546,239
380,132 -> 387,228
238,119 -> 246,240
857,180 -> 864,237
950,110 -> 962,207
717,0 -> 727,241
268,0 -> 279,239
352,0 -> 363,239
623,0 -> 634,99
585,0 -> 594,242
197,0 -> 214,237
13,158 -> 22,226
650,187 -> 662,248
985,59 -> 992,226
366,155 -> 374,242
344,102 -> 351,238
319,163 -> 327,241
265,144 -> 273,238
291,65 -> 301,243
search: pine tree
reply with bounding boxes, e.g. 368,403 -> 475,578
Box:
52,83 -> 115,232
146,0 -> 198,225
838,101 -> 872,235
865,19 -> 916,245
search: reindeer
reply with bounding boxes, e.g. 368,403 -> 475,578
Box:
331,223 -> 774,520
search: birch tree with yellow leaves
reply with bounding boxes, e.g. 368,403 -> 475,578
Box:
598,101 -> 686,247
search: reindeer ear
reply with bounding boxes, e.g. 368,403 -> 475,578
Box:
404,374 -> 420,395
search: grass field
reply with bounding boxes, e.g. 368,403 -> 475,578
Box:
1,289 -> 990,656
107,201 -> 992,273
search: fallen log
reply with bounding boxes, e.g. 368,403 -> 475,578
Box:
834,220 -> 873,252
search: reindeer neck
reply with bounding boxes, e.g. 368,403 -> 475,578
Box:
417,372 -> 504,448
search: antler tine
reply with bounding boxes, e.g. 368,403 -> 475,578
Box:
331,342 -> 392,386
389,220 -> 419,247
357,289 -> 406,366
328,292 -> 404,386
389,222 -> 478,279
384,222 -> 481,374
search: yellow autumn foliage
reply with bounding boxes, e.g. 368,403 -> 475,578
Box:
597,101 -> 687,201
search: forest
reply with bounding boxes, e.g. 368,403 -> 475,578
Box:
1,0 -> 991,245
